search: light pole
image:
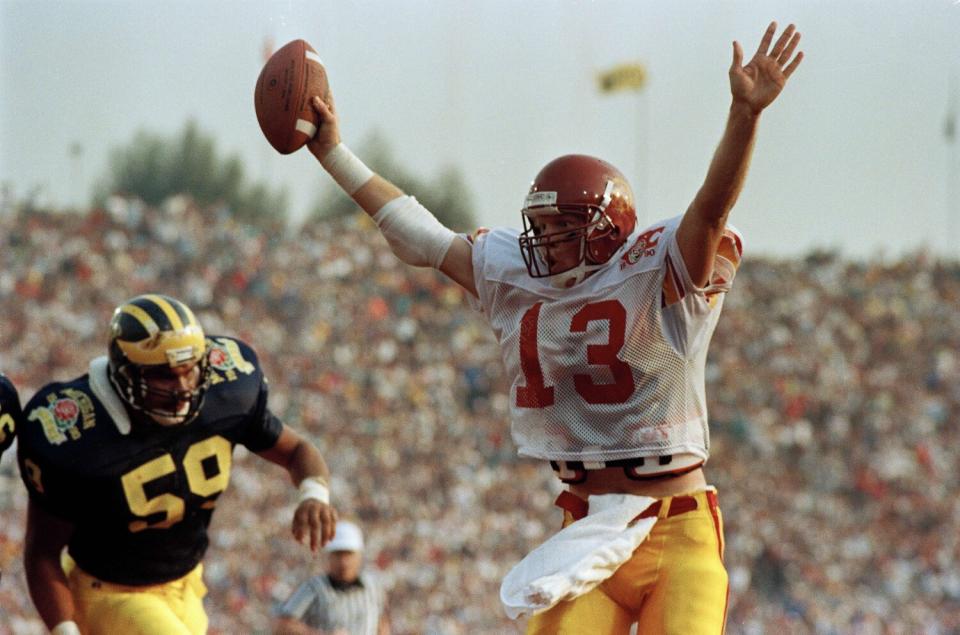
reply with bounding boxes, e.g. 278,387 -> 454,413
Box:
598,63 -> 647,223
68,142 -> 83,210
947,70 -> 958,259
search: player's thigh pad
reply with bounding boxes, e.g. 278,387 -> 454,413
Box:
527,490 -> 727,635
633,501 -> 728,634
65,557 -> 208,635
525,583 -> 634,635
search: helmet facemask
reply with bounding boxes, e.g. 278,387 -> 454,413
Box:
109,349 -> 211,427
519,177 -> 624,288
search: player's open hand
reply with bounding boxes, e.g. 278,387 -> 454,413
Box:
292,499 -> 338,553
307,94 -> 341,163
730,22 -> 803,114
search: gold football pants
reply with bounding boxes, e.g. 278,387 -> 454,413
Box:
526,488 -> 728,635
62,552 -> 208,635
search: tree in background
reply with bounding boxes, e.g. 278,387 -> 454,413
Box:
310,131 -> 476,231
95,120 -> 288,229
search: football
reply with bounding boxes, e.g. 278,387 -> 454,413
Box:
254,39 -> 329,154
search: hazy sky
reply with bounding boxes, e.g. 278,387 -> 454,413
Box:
2,0 -> 959,259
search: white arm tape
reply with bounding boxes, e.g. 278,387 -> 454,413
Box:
698,254 -> 736,297
320,143 -> 375,195
51,622 -> 81,635
298,476 -> 330,505
372,196 -> 457,268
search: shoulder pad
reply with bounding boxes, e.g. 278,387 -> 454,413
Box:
476,226 -> 539,287
205,336 -> 262,387
22,378 -> 100,449
618,216 -> 682,272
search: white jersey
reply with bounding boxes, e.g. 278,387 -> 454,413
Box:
470,215 -> 742,464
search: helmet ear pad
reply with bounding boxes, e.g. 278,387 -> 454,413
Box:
585,191 -> 637,265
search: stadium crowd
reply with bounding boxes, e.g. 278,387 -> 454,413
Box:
1,194 -> 958,634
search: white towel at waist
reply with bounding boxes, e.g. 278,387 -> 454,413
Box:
500,493 -> 658,619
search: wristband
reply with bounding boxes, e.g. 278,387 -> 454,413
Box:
51,622 -> 81,635
320,143 -> 374,195
298,476 -> 330,505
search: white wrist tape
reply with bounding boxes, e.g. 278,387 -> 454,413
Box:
372,196 -> 457,268
320,143 -> 374,195
51,622 -> 81,635
298,476 -> 330,505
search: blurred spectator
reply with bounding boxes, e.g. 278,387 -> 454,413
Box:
1,197 -> 958,634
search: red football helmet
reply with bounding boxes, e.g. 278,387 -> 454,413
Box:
518,154 -> 637,284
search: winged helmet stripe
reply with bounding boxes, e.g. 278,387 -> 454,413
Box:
120,304 -> 159,337
142,294 -> 185,331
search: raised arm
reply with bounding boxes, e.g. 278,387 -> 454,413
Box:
677,21 -> 803,286
306,95 -> 477,296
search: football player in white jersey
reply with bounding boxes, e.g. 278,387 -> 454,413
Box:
303,22 -> 802,634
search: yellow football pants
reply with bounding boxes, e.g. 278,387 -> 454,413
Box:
526,489 -> 728,635
62,552 -> 208,635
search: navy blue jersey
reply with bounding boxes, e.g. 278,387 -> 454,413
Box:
17,336 -> 283,585
0,374 -> 21,457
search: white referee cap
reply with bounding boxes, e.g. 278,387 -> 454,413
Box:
324,520 -> 364,553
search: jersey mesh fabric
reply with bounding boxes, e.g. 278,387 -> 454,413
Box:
472,216 -> 740,463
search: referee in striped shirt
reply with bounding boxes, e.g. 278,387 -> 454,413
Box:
275,520 -> 389,635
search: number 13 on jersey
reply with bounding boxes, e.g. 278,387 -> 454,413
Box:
516,300 -> 635,408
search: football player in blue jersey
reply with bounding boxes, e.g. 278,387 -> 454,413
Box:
0,373 -> 19,460
0,373 -> 22,583
18,294 -> 338,635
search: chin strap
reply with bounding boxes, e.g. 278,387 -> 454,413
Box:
547,261 -> 606,288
